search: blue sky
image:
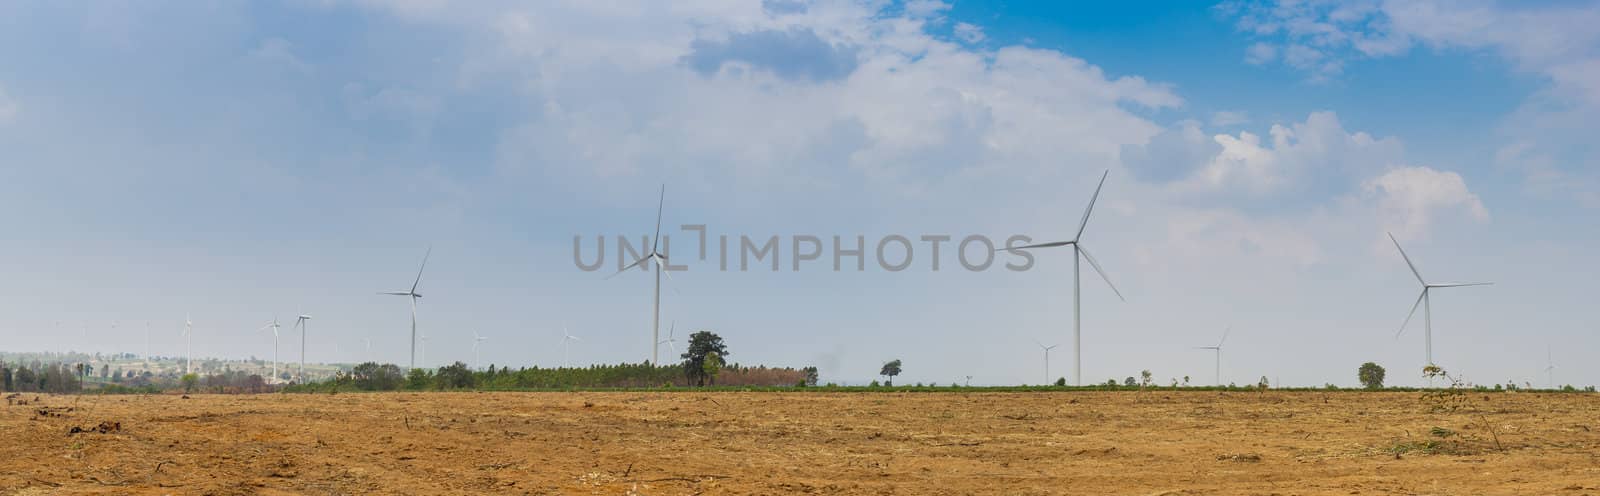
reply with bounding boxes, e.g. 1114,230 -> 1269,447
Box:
1,0 -> 1596,387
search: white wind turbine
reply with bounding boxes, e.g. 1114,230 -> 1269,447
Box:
1033,339 -> 1060,386
1001,170 -> 1125,386
656,321 -> 678,358
363,338 -> 373,364
472,331 -> 489,370
257,316 -> 282,383
380,247 -> 431,371
1544,345 -> 1557,390
606,185 -> 678,366
561,324 -> 581,368
144,321 -> 151,370
1389,233 -> 1492,371
293,312 -> 312,382
1193,327 -> 1230,386
182,314 -> 194,375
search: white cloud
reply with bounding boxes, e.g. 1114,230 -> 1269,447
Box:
249,37 -> 311,73
1363,165 -> 1489,240
953,22 -> 985,44
1210,110 -> 1250,127
1244,42 -> 1277,64
1220,0 -> 1600,207
0,85 -> 16,125
1126,111 -> 1405,200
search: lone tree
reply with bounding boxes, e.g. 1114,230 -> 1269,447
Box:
880,359 -> 902,386
1359,362 -> 1386,390
682,331 -> 728,387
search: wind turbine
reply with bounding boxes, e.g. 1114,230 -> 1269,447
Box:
1193,327 -> 1230,386
561,324 -> 581,368
1544,345 -> 1557,390
144,321 -> 151,370
1033,339 -> 1059,385
363,338 -> 373,364
1389,232 -> 1492,371
293,313 -> 312,382
380,247 -> 431,371
472,331 -> 489,370
182,314 -> 193,375
1001,170 -> 1125,386
606,185 -> 676,366
257,316 -> 282,384
656,321 -> 678,357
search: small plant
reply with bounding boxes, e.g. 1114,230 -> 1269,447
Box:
1420,365 -> 1503,452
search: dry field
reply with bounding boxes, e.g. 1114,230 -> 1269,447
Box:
2,390 -> 1598,495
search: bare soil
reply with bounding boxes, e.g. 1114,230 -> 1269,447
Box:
2,391 -> 1597,495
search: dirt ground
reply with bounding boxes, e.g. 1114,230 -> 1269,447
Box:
2,391 -> 1597,495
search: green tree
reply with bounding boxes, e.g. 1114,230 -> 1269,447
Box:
435,362 -> 474,389
1140,370 -> 1153,387
1123,376 -> 1137,387
681,331 -> 728,387
1358,362 -> 1386,390
404,368 -> 433,390
701,352 -> 725,386
1053,377 -> 1066,386
352,362 -> 405,391
879,359 -> 902,387
801,366 -> 819,387
180,373 -> 199,393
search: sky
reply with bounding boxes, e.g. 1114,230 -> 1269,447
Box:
1,0 -> 1596,388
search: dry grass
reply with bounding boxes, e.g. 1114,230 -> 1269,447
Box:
2,391 -> 1597,494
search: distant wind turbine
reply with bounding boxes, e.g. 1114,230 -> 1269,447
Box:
1193,327 -> 1230,386
1545,345 -> 1558,390
1033,339 -> 1060,385
606,185 -> 678,366
380,247 -> 431,371
1001,170 -> 1125,386
257,316 -> 282,383
1389,232 -> 1492,370
657,321 -> 678,357
472,331 -> 489,370
293,312 -> 312,382
562,324 -> 581,368
419,334 -> 429,368
182,314 -> 194,375
363,338 -> 373,364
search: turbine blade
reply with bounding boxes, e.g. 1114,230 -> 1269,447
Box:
1429,282 -> 1493,288
604,255 -> 651,280
379,291 -> 412,296
1073,170 -> 1109,242
1077,245 -> 1125,302
995,240 -> 1075,252
1396,289 -> 1426,338
410,246 -> 432,294
1218,327 -> 1231,347
652,184 -> 665,253
1387,232 -> 1425,285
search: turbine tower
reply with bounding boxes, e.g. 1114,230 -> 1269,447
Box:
606,185 -> 677,366
561,324 -> 581,368
472,331 -> 489,370
1389,233 -> 1492,370
1033,339 -> 1059,385
257,316 -> 282,384
182,314 -> 194,375
380,247 -> 431,371
1193,327 -> 1230,386
1001,170 -> 1125,385
293,313 -> 312,382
